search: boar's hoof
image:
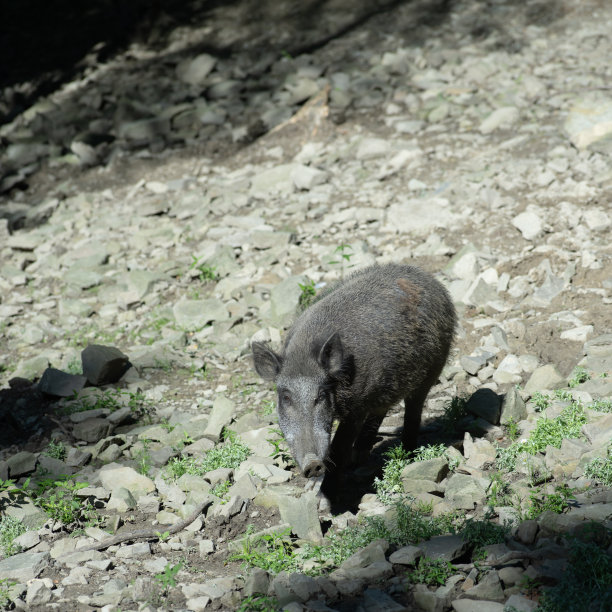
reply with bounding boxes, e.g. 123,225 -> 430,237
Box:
302,454 -> 325,478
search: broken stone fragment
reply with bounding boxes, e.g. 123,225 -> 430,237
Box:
81,344 -> 131,385
38,367 -> 88,397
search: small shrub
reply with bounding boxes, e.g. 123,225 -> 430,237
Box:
407,557 -> 456,586
189,257 -> 218,282
459,512 -> 509,558
33,479 -> 93,525
210,480 -> 231,500
503,418 -> 520,441
589,398 -> 612,413
0,578 -> 17,609
154,562 -> 182,590
44,439 -> 67,461
487,472 -> 514,507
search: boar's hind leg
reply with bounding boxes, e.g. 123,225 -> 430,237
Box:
354,414 -> 385,464
402,387 -> 429,451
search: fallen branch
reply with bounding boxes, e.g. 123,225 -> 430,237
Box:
80,499 -> 212,552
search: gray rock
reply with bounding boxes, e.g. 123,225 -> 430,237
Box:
584,334 -> 612,372
25,579 -> 53,606
564,93 -> 612,154
6,451 -> 37,477
388,545 -> 423,565
38,368 -> 88,397
516,519 -> 538,545
268,275 -> 306,327
107,487 -> 138,512
99,464 -> 156,497
512,210 -> 542,240
271,571 -> 321,605
401,457 -> 449,483
243,567 -> 270,597
0,552 -> 50,581
12,355 -> 49,381
463,433 -> 497,469
444,473 -> 488,510
177,54 -> 217,86
500,387 -> 527,425
419,534 -> 468,562
204,395 -> 235,440
465,388 -> 502,425
72,417 -> 112,443
37,455 -> 74,479
173,297 -> 228,330
81,344 -> 130,385
340,539 -> 388,569
451,600 -> 504,612
463,570 -> 504,601
524,365 -> 564,394
361,588 -> 405,611
480,107 -> 519,134
115,542 -> 151,558
503,594 -> 538,611
277,491 -> 323,542
582,413 -> 612,448
291,164 -> 328,190
413,583 -> 445,612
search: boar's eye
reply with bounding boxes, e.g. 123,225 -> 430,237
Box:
315,388 -> 326,404
279,390 -> 292,406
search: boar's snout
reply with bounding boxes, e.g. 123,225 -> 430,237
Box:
302,453 -> 325,478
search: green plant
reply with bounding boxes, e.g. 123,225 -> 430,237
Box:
459,511 -> 509,559
568,367 -> 590,388
407,557 -> 456,586
375,444 -> 457,504
229,526 -> 299,574
496,399 -> 587,471
584,448 -> 612,486
531,391 -> 550,412
487,472 -> 514,508
298,279 -> 317,309
164,432 -> 251,481
33,479 -> 93,525
440,395 -> 468,433
258,399 -> 276,417
43,439 -> 67,461
190,256 -> 218,282
65,357 -> 83,375
0,515 -> 27,556
155,530 -> 171,543
64,388 -> 152,418
503,418 -> 520,441
536,537 -> 612,611
267,429 -> 294,467
525,484 -> 574,520
328,244 -> 354,278
154,562 -> 183,590
210,480 -> 231,500
590,398 -> 612,413
134,439 -> 152,476
237,594 -> 280,612
0,578 -> 17,609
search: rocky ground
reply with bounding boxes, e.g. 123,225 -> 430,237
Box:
0,0 -> 611,610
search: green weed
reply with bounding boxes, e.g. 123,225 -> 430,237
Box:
0,578 -> 17,609
487,472 -> 514,508
63,388 -> 152,418
459,511 -> 509,559
190,256 -> 218,282
568,367 -> 590,388
164,431 -> 251,481
584,448 -> 612,486
267,429 -> 294,467
210,480 -> 231,500
230,526 -> 299,574
0,516 -> 26,556
536,537 -> 612,611
525,484 -> 574,520
44,439 -> 67,461
236,594 -> 280,612
154,562 -> 182,590
590,398 -> 612,413
134,439 -> 152,476
328,244 -> 354,278
440,395 -> 468,433
33,479 -> 93,525
298,279 -> 317,310
496,399 -> 587,471
503,418 -> 520,441
407,557 -> 456,586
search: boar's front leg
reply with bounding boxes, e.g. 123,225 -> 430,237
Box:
353,413 -> 385,464
402,388 -> 428,451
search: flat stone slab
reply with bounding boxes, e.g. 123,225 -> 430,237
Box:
0,552 -> 50,582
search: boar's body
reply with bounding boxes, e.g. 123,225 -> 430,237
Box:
252,263 -> 456,487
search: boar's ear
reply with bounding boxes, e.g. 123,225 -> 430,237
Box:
252,342 -> 282,381
318,332 -> 345,375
